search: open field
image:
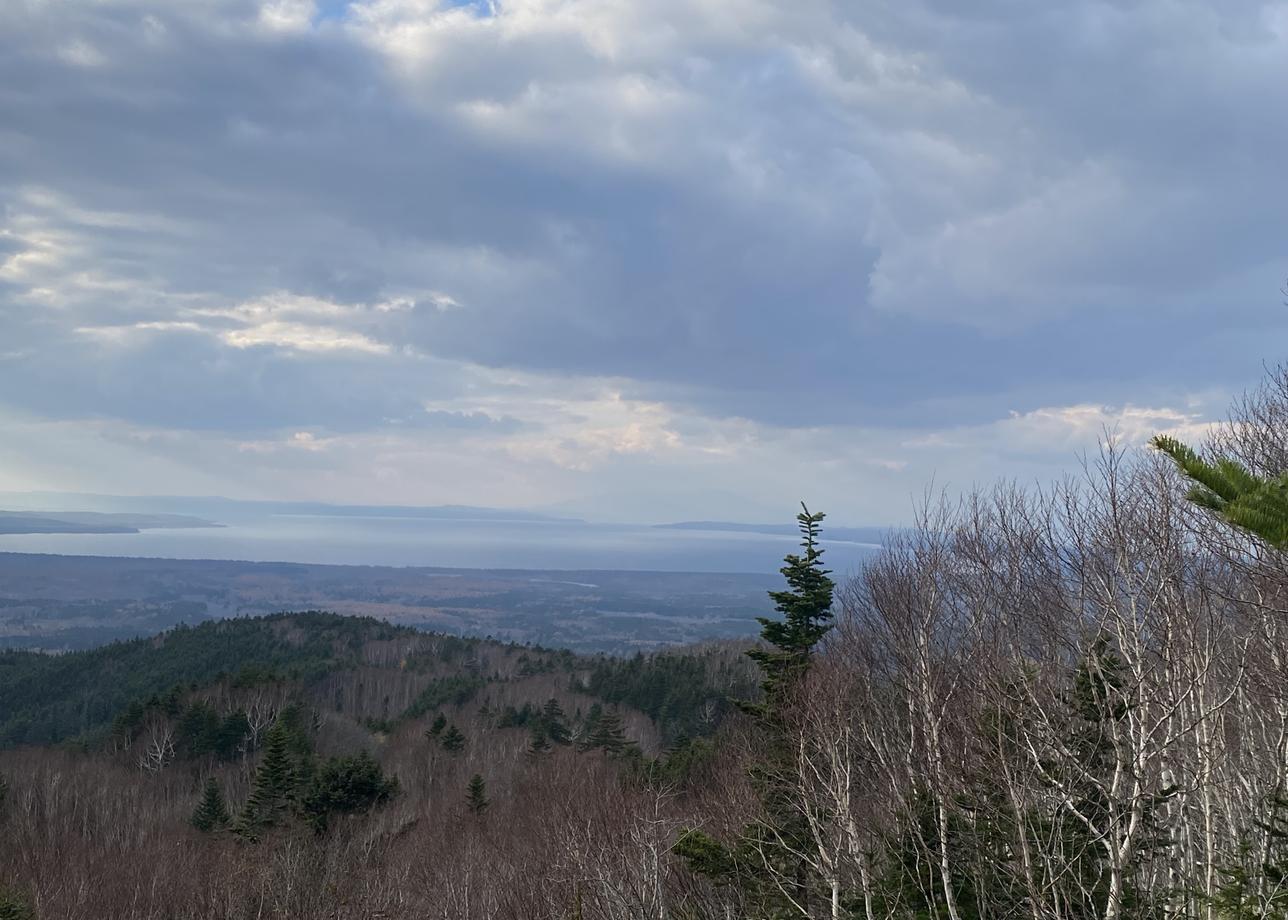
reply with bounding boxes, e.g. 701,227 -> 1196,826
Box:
0,552 -> 780,653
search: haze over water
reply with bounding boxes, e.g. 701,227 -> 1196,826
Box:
0,514 -> 879,575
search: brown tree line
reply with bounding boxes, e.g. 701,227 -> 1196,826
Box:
0,628 -> 753,918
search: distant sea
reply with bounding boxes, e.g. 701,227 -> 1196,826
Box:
0,514 -> 881,574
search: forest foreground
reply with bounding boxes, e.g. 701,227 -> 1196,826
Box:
7,367 -> 1288,919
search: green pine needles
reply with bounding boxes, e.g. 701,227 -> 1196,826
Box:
0,885 -> 34,920
528,698 -> 571,754
439,724 -> 466,753
235,720 -> 300,836
746,503 -> 836,716
1152,434 -> 1288,546
586,709 -> 628,754
674,504 -> 836,915
466,774 -> 489,815
191,777 -> 230,832
225,709 -> 396,840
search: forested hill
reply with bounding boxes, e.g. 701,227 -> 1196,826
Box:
0,612 -> 406,746
0,611 -> 755,749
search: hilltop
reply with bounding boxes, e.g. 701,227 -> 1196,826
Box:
0,611 -> 755,749
0,609 -> 759,917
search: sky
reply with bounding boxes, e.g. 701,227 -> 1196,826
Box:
1,0 -> 1286,524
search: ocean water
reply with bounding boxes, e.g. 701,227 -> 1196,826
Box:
0,514 -> 881,575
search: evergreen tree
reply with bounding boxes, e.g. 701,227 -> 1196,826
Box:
674,504 -> 836,916
1034,640 -> 1173,919
527,724 -> 552,755
1152,435 -> 1288,546
111,700 -> 145,748
541,697 -> 570,745
235,720 -> 299,836
178,702 -> 222,758
191,777 -> 230,832
577,703 -> 604,749
216,710 -> 250,760
0,884 -> 33,920
582,649 -> 742,743
440,724 -> 466,753
587,709 -> 627,753
302,750 -> 398,833
425,713 -> 447,739
466,773 -> 489,815
1210,792 -> 1288,919
745,504 -> 835,715
162,684 -> 183,716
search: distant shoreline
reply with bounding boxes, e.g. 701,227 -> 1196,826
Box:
655,520 -> 889,547
0,510 -> 223,536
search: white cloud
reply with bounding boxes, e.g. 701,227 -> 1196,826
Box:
258,0 -> 316,32
994,403 -> 1212,451
194,292 -> 393,354
221,319 -> 389,353
903,403 -> 1219,456
57,40 -> 107,69
70,291 -> 421,355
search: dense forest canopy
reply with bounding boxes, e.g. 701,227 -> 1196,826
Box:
0,612 -> 401,746
7,366 -> 1288,919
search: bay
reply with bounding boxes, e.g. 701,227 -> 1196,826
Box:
0,514 -> 880,575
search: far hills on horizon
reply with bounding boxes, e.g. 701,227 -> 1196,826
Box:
0,490 -> 892,542
0,510 -> 222,535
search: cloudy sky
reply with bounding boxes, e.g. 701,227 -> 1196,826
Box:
1,0 -> 1285,523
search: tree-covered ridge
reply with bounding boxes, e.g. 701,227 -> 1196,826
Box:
0,611 -> 401,746
402,675 -> 488,720
0,609 -> 736,754
580,643 -> 756,743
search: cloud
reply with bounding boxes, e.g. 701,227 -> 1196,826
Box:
0,0 -> 1285,520
194,291 -> 399,354
904,403 -> 1218,456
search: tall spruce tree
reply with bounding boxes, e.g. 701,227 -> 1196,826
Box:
577,703 -> 605,750
235,720 -> 298,836
746,504 -> 835,714
191,777 -> 230,832
674,504 -> 836,916
541,698 -> 571,745
466,774 -> 489,815
587,709 -> 627,753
